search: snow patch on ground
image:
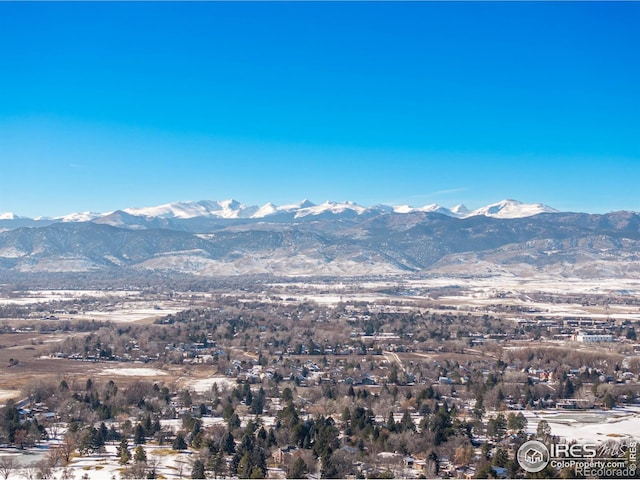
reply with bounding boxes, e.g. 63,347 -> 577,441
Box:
82,307 -> 180,323
99,367 -> 167,377
185,376 -> 237,394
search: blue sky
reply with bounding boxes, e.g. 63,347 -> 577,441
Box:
1,2 -> 638,218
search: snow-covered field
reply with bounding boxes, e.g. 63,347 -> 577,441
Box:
524,407 -> 640,443
99,367 -> 167,377
268,276 -> 640,298
0,411 -> 280,480
79,306 -> 181,323
0,289 -> 182,323
260,277 -> 640,324
0,290 -> 141,305
184,376 -> 237,394
0,444 -> 197,480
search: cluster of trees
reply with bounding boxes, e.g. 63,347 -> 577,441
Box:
7,372 -> 623,480
17,292 -> 638,416
0,371 -> 478,479
0,400 -> 48,448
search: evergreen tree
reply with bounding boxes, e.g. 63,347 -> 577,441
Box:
239,433 -> 255,456
117,438 -> 131,465
342,407 -> 351,424
603,392 -> 616,409
192,431 -> 204,449
0,400 -> 21,444
172,433 -> 187,451
400,411 -> 415,433
228,412 -> 241,429
250,388 -> 265,414
237,452 -> 251,479
191,459 -> 205,479
134,424 -> 146,445
386,412 -> 396,433
191,419 -> 202,438
487,414 -> 507,441
108,425 -> 121,442
562,378 -> 575,399
267,428 -> 277,448
250,447 -> 267,478
288,457 -> 308,479
221,431 -> 236,454
99,423 -> 108,444
430,404 -> 453,445
475,463 -> 493,479
209,450 -> 226,479
493,448 -> 509,467
249,466 -> 265,479
78,426 -> 105,454
142,414 -> 153,436
222,403 -> 235,421
507,412 -> 527,433
282,387 -> 294,402
134,445 -> 147,464
312,417 -> 339,459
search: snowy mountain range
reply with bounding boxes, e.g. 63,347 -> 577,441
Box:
0,198 -> 559,229
2,196 -> 640,278
119,198 -> 558,220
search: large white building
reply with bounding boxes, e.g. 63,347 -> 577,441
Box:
573,332 -> 613,343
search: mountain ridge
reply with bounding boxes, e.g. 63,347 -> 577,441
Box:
2,208 -> 640,278
1,198 -> 559,228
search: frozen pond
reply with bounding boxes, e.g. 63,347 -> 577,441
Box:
524,408 -> 640,442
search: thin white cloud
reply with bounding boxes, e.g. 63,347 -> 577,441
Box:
425,187 -> 467,197
384,187 -> 468,206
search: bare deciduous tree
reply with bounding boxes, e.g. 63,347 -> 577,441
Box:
20,462 -> 38,480
0,456 -> 18,480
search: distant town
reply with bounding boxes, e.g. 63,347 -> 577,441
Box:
0,275 -> 639,478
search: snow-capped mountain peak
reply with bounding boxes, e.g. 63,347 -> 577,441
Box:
253,203 -> 279,218
392,203 -> 456,216
294,200 -> 367,218
298,199 -> 315,209
252,200 -> 320,218
451,204 -> 470,216
56,211 -> 105,222
218,198 -> 241,210
0,212 -> 20,220
468,199 -> 558,219
122,199 -> 258,219
123,201 -> 202,219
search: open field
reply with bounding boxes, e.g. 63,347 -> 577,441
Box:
0,330 -> 258,406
